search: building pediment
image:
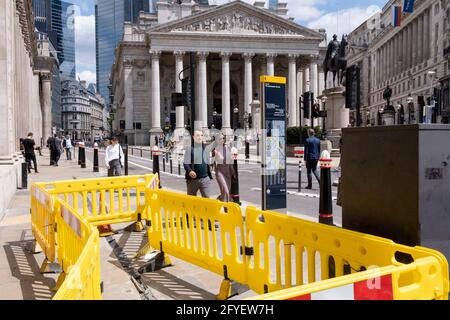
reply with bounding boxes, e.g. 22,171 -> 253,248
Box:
150,0 -> 323,39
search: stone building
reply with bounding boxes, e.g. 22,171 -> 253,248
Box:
110,0 -> 327,145
0,0 -> 56,212
347,0 -> 449,125
61,78 -> 106,142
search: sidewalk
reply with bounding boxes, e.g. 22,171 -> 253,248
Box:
0,149 -> 334,300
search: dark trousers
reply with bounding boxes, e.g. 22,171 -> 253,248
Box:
306,159 -> 320,187
25,153 -> 37,173
55,151 -> 61,165
66,148 -> 72,160
108,159 -> 122,177
50,149 -> 56,165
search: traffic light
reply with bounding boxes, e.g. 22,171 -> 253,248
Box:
345,65 -> 360,110
312,104 -> 320,118
303,92 -> 313,119
181,77 -> 191,109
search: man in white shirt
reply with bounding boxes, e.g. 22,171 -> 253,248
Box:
105,137 -> 125,176
63,135 -> 73,160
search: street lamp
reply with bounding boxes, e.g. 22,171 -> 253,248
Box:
321,96 -> 328,139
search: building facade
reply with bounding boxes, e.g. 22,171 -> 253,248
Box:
110,0 -> 327,145
1,0 -> 56,211
347,0 -> 449,125
61,78 -> 106,142
95,0 -> 153,102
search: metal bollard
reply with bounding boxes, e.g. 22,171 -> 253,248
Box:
170,157 -> 173,174
298,160 -> 302,192
78,144 -> 81,165
245,140 -> 250,163
152,146 -> 161,188
256,137 -> 260,157
93,143 -> 99,172
21,161 -> 28,189
80,143 -> 86,169
162,152 -> 166,172
131,147 -> 133,156
230,148 -> 241,205
178,156 -> 181,176
319,151 -> 333,226
124,144 -> 129,176
140,147 -> 143,158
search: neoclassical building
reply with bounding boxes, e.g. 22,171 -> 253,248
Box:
110,0 -> 327,145
61,78 -> 106,142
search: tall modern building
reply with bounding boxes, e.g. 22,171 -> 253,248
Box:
95,0 -> 152,102
32,0 -> 76,78
268,0 -> 278,10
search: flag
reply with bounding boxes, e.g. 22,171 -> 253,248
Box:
392,6 -> 402,27
403,0 -> 415,13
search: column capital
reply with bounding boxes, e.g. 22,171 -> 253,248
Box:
174,50 -> 185,57
41,72 -> 52,82
266,53 -> 277,60
242,52 -> 255,60
288,54 -> 299,63
150,50 -> 161,58
220,52 -> 232,60
197,51 -> 209,61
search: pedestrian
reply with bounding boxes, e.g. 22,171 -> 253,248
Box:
159,133 -> 165,148
105,136 -> 125,177
212,133 -> 235,202
22,132 -> 39,173
183,130 -> 213,198
304,129 -> 321,189
47,135 -> 56,165
54,134 -> 63,166
63,135 -> 73,160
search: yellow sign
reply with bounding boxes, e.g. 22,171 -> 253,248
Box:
260,75 -> 287,84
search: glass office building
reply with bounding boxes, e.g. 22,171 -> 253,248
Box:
268,0 -> 278,10
95,0 -> 151,101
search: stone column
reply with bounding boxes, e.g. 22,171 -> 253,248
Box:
221,52 -> 232,133
408,24 -> 413,68
403,28 -> 408,70
288,54 -> 298,127
412,19 -> 418,66
266,53 -> 276,76
123,59 -> 134,137
417,15 -> 423,64
174,51 -> 184,93
197,52 -> 209,130
424,10 -> 430,61
42,73 -> 53,140
243,53 -> 254,117
303,67 -> 310,92
150,50 -> 162,144
398,32 -> 403,71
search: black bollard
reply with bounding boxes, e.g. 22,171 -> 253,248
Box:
21,162 -> 28,189
319,152 -> 333,226
170,157 -> 173,174
80,144 -> 86,169
162,152 -> 166,172
140,147 -> 143,158
256,136 -> 260,157
93,143 -> 99,173
124,144 -> 129,176
298,160 -> 302,193
245,140 -> 250,163
230,150 -> 241,205
178,156 -> 181,176
78,144 -> 81,165
152,147 -> 161,188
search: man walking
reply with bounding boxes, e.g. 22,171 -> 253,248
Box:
22,132 -> 38,173
47,135 -> 56,165
63,135 -> 73,160
304,129 -> 321,189
183,131 -> 213,198
54,134 -> 63,166
105,136 -> 124,176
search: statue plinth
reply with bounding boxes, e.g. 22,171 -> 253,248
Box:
381,105 -> 396,126
322,87 -> 349,149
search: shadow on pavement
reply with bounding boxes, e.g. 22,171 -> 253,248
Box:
3,230 -> 56,300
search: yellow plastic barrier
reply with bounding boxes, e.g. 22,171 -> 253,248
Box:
146,189 -> 248,296
34,174 -> 157,226
52,200 -> 101,300
30,184 -> 56,271
244,206 -> 449,299
250,256 -> 447,300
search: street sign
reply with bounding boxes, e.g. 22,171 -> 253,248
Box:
260,75 -> 287,211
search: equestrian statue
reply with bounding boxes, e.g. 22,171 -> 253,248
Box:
323,34 -> 348,89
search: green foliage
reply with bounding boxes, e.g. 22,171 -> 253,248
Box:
287,126 -> 323,145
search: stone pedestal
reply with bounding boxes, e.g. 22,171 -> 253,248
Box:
381,106 -> 396,126
323,87 -> 349,149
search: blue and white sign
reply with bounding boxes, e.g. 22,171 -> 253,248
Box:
403,0 -> 415,13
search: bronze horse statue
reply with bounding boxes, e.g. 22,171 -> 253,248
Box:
323,35 -> 348,89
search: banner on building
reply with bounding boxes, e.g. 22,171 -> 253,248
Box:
392,6 -> 402,27
403,0 -> 415,13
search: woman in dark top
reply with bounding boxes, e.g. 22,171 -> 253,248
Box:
213,133 -> 235,202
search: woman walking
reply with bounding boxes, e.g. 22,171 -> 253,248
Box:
213,133 -> 235,203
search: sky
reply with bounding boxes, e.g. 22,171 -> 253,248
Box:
71,0 -> 388,86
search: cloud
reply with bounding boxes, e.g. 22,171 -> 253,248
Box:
75,14 -> 96,77
306,5 -> 382,40
77,70 -> 96,84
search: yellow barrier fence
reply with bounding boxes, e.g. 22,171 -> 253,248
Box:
34,174 -> 157,227
146,189 -> 248,297
244,207 -> 449,299
30,184 -> 56,271
52,200 -> 102,299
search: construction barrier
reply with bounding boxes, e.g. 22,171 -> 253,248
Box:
34,174 -> 158,227
146,189 -> 248,296
244,207 -> 449,300
29,173 -> 448,300
30,184 -> 56,270
52,200 -> 101,300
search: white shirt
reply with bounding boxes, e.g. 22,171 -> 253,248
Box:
105,144 -> 124,167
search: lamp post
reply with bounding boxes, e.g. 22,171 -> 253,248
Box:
233,106 -> 239,141
321,95 -> 328,139
407,95 -> 414,124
